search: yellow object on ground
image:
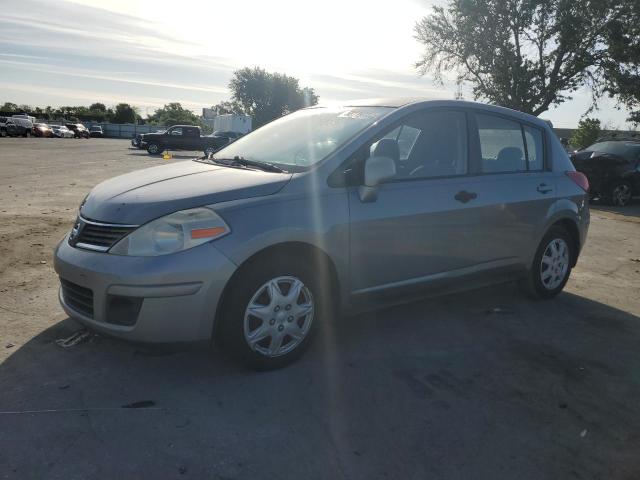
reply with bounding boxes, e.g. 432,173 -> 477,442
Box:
163,151 -> 172,160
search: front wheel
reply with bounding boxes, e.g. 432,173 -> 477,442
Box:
147,143 -> 162,155
220,259 -> 326,370
608,181 -> 633,207
521,226 -> 573,299
204,146 -> 216,156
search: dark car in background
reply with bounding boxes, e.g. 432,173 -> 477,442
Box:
34,123 -> 54,137
211,130 -> 244,143
570,138 -> 640,206
66,123 -> 90,138
140,125 -> 228,155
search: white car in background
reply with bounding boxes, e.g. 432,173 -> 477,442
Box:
50,125 -> 75,138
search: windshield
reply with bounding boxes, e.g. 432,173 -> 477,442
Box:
586,141 -> 640,161
213,106 -> 392,170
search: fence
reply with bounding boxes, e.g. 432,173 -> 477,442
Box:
83,122 -> 167,139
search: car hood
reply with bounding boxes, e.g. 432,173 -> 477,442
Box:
81,160 -> 292,224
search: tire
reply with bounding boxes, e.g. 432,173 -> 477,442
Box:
147,143 -> 162,155
219,255 -> 331,370
521,226 -> 573,299
607,180 -> 633,207
23,130 -> 31,138
204,146 -> 216,156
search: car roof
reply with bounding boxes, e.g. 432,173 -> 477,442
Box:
321,98 -> 549,128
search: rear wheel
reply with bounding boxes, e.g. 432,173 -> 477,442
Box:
608,181 -> 633,206
521,226 -> 573,299
204,146 -> 216,156
147,143 -> 162,155
220,257 -> 328,370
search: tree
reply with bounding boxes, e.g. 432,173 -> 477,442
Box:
570,118 -> 601,149
414,0 -> 625,116
147,102 -> 201,126
601,2 -> 640,123
1,102 -> 19,112
112,103 -> 138,124
89,103 -> 107,112
211,100 -> 245,115
229,67 -> 319,127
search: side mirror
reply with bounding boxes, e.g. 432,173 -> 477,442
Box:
358,155 -> 396,202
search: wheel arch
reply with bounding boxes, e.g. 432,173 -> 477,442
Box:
212,241 -> 341,346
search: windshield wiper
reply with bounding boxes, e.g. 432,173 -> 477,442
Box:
213,156 -> 287,173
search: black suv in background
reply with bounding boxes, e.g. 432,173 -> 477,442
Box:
570,137 -> 640,206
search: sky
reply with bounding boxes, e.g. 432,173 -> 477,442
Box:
0,0 -> 635,128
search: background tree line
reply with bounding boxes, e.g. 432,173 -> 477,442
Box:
414,0 -> 640,123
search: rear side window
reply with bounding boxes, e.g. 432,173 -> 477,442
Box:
523,125 -> 544,170
476,114 -> 526,173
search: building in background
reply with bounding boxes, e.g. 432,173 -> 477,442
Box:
202,108 -> 252,134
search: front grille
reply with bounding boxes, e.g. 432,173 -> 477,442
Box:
69,217 -> 137,252
61,279 -> 94,318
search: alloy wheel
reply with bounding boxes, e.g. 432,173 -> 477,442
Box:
612,183 -> 632,206
243,276 -> 314,357
540,238 -> 569,290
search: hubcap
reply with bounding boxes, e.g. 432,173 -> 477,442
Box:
540,238 -> 570,290
243,276 -> 314,357
149,144 -> 158,153
613,184 -> 631,206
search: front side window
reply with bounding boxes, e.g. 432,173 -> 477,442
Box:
169,127 -> 183,136
377,110 -> 468,180
476,114 -> 527,173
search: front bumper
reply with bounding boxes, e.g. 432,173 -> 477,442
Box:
54,235 -> 237,343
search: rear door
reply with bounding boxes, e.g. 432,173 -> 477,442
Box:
468,112 -> 555,265
348,109 -> 497,294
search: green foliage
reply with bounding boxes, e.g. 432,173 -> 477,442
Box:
228,67 -> 318,127
112,103 -> 138,124
601,2 -> 640,123
147,102 -> 202,127
89,103 -> 107,112
414,0 -> 626,116
211,100 -> 244,115
570,118 -> 601,150
1,102 -> 19,112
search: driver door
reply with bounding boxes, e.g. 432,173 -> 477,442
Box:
348,109 -> 496,295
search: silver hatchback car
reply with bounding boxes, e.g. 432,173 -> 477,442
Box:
54,99 -> 589,369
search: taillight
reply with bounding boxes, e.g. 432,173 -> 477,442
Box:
566,171 -> 589,192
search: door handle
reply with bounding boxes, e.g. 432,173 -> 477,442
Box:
454,190 -> 478,203
537,183 -> 553,194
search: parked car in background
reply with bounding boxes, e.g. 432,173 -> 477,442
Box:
66,123 -> 90,138
34,123 -> 54,138
570,138 -> 640,206
90,126 -> 104,138
7,117 -> 33,136
0,117 -> 30,137
139,125 -> 228,155
54,99 -> 589,370
50,125 -> 75,138
210,130 -> 244,144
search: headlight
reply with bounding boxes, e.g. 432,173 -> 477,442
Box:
110,207 -> 230,256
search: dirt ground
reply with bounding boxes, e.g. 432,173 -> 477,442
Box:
1,137 -> 639,479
